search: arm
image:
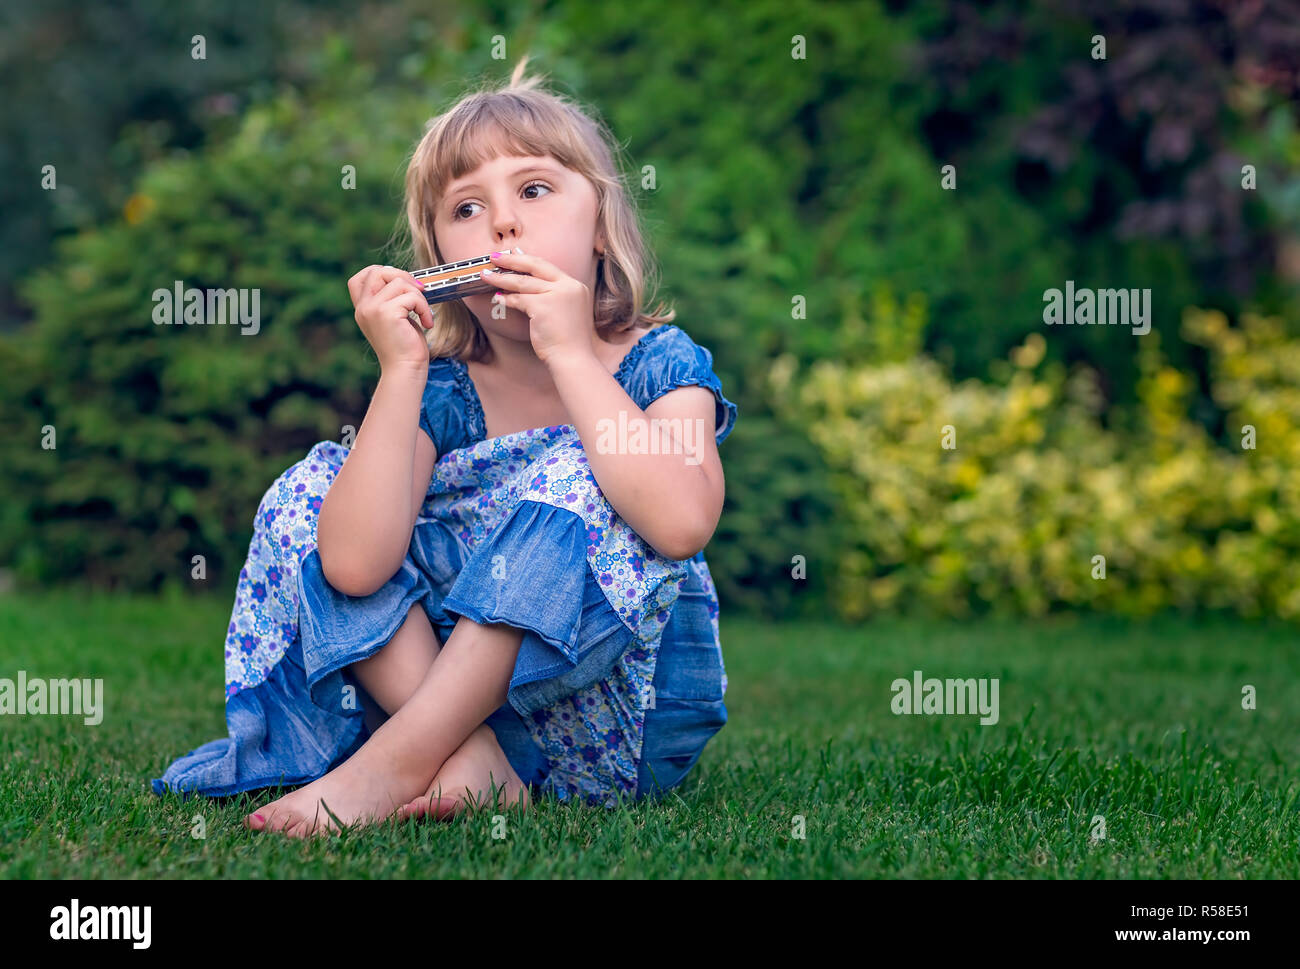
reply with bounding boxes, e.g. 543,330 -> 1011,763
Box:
548,351 -> 725,561
316,368 -> 438,597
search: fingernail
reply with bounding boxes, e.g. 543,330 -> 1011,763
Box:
491,251 -> 503,258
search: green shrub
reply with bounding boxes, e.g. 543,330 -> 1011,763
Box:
773,305 -> 1300,622
0,82 -> 428,590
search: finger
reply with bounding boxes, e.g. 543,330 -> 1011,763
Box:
348,264 -> 390,299
372,275 -> 424,305
490,291 -> 524,312
360,265 -> 393,299
377,268 -> 432,310
352,265 -> 395,305
363,265 -> 412,299
481,265 -> 547,293
349,267 -> 378,305
409,286 -> 434,328
487,250 -> 559,281
403,273 -> 436,328
363,284 -> 425,325
392,290 -> 433,328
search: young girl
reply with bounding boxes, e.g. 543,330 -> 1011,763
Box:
151,58 -> 737,837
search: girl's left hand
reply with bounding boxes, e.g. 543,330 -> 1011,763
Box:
482,249 -> 595,367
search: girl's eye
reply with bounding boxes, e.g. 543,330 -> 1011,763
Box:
452,181 -> 552,221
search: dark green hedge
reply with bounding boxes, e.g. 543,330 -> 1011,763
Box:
1,87 -> 424,592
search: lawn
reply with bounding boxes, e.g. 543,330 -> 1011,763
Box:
1,588 -> 1297,878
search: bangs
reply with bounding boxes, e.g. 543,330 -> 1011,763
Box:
428,96 -> 594,207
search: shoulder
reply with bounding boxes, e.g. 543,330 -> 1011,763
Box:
618,325 -> 738,446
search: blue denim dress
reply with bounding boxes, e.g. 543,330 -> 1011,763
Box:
151,324 -> 738,807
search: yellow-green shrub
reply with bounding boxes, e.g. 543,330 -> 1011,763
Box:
770,307 -> 1300,622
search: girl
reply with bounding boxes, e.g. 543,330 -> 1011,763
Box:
152,57 -> 738,837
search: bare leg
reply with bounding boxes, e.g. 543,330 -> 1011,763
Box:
350,605 -> 531,818
357,684 -> 387,735
245,613 -> 527,837
350,602 -> 443,716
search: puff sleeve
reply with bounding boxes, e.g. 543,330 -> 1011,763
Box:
622,325 -> 738,446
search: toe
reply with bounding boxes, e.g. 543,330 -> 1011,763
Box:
399,792 -> 461,821
397,796 -> 433,821
394,800 -> 419,822
267,809 -> 302,835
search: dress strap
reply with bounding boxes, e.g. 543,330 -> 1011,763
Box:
449,358 -> 488,444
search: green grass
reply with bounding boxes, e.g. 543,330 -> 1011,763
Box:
1,588 -> 1297,878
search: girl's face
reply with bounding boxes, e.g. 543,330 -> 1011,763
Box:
433,152 -> 603,344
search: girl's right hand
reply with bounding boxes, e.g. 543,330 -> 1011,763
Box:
347,265 -> 435,374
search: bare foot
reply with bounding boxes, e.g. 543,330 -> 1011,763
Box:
395,723 -> 530,822
243,751 -> 427,839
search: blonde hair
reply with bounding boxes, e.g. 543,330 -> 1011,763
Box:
395,55 -> 675,363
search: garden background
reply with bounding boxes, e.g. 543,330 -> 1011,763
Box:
2,0 -> 1300,878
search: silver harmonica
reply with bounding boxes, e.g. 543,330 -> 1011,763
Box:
412,251 -> 524,305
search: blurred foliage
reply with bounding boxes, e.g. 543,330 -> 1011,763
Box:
0,0 -> 360,327
2,0 -> 1299,622
0,63 -> 430,591
774,304 -> 1300,623
899,0 -> 1300,403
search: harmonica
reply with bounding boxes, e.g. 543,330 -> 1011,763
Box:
412,251 -> 524,305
